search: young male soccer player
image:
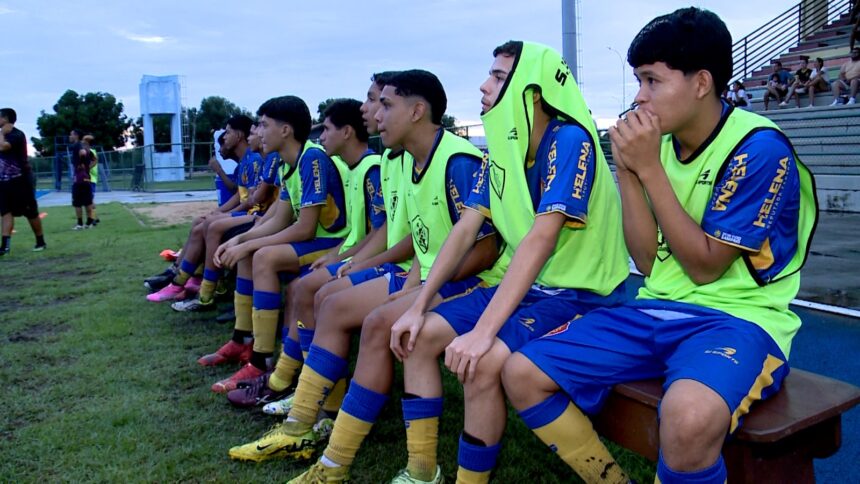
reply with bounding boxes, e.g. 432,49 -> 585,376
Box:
0,107 -> 46,254
227,72 -> 414,410
83,135 -> 100,225
501,8 -> 817,483
227,70 -> 502,474
226,95 -> 390,408
205,96 -> 351,393
146,115 -> 261,302
388,41 -> 629,483
172,122 -> 283,312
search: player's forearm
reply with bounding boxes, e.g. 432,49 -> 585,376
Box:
353,234 -> 414,272
350,225 -> 388,263
638,165 -> 730,283
617,169 -> 658,275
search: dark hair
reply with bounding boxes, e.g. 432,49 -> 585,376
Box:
815,57 -> 825,66
628,7 -> 732,98
256,96 -> 312,143
387,69 -> 447,125
800,56 -> 809,63
493,40 -> 520,58
774,60 -> 783,68
324,99 -> 369,142
733,80 -> 745,89
226,114 -> 253,139
71,128 -> 85,138
0,108 -> 16,123
371,71 -> 399,89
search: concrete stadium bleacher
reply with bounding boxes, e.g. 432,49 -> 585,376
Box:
736,9 -> 859,212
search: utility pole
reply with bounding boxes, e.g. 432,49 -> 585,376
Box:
561,0 -> 579,83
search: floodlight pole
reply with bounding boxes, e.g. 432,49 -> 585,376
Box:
562,0 -> 579,82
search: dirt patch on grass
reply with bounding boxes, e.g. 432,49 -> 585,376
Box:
7,323 -> 70,343
128,201 -> 216,227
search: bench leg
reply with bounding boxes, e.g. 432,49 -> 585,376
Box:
723,416 -> 842,484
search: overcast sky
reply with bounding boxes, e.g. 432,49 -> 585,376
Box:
3,0 -> 799,151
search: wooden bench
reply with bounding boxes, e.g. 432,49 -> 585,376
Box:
592,369 -> 860,483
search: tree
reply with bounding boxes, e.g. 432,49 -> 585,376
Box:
441,114 -> 457,129
191,96 -> 252,144
32,90 -> 131,155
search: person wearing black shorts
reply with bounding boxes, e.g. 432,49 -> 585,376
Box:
0,108 -> 46,255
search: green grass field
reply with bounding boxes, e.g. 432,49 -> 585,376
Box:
0,202 -> 654,483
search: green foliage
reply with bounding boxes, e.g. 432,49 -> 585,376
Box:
441,114 -> 457,129
32,90 -> 131,155
190,96 -> 252,144
315,98 -> 339,123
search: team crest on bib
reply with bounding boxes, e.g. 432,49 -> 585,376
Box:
490,161 -> 506,199
412,215 -> 430,254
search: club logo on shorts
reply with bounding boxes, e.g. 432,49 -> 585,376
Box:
519,317 -> 536,332
543,321 -> 570,337
412,215 -> 430,254
490,161 -> 506,199
704,346 -> 739,365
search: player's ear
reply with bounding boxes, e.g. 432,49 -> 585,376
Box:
693,69 -> 714,100
411,99 -> 427,123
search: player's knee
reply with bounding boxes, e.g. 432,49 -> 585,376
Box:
314,281 -> 338,314
251,247 -> 275,275
317,291 -> 351,331
659,385 -> 728,468
501,353 -> 538,405
465,349 -> 506,394
360,309 -> 393,348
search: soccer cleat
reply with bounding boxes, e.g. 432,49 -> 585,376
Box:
32,243 -> 47,252
211,362 -> 265,394
262,393 -> 296,416
0,247 -> 9,256
145,283 -> 186,302
144,267 -> 177,291
184,277 -> 202,294
227,372 -> 291,408
197,340 -> 252,367
228,418 -> 334,463
215,308 -> 235,324
171,296 -> 214,312
389,465 -> 444,484
287,459 -> 351,483
73,224 -> 84,231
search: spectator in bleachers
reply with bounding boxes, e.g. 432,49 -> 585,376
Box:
807,57 -> 831,107
728,81 -> 750,109
763,60 -> 792,110
831,47 -> 860,105
781,57 -> 813,107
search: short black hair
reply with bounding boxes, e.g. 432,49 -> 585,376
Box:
226,114 -> 253,139
628,7 -> 732,98
256,96 -> 312,143
774,60 -> 783,68
815,57 -> 825,66
71,128 -> 85,138
324,99 -> 369,142
493,40 -> 520,58
0,108 -> 16,123
386,69 -> 447,125
371,71 -> 399,89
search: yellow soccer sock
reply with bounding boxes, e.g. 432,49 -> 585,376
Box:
458,468 -> 490,484
288,346 -> 348,425
322,378 -> 347,413
522,394 -> 628,484
198,276 -> 217,303
251,307 -> 280,354
269,335 -> 304,391
234,293 -> 253,332
323,381 -> 389,466
403,397 -> 443,481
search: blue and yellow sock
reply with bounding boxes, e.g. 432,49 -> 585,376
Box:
656,451 -> 726,484
198,268 -> 220,303
297,323 -> 314,360
288,345 -> 348,425
324,381 -> 389,466
520,392 -> 628,483
457,433 -> 501,484
234,277 -> 253,333
269,336 -> 303,391
174,259 -> 197,286
403,396 -> 443,481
